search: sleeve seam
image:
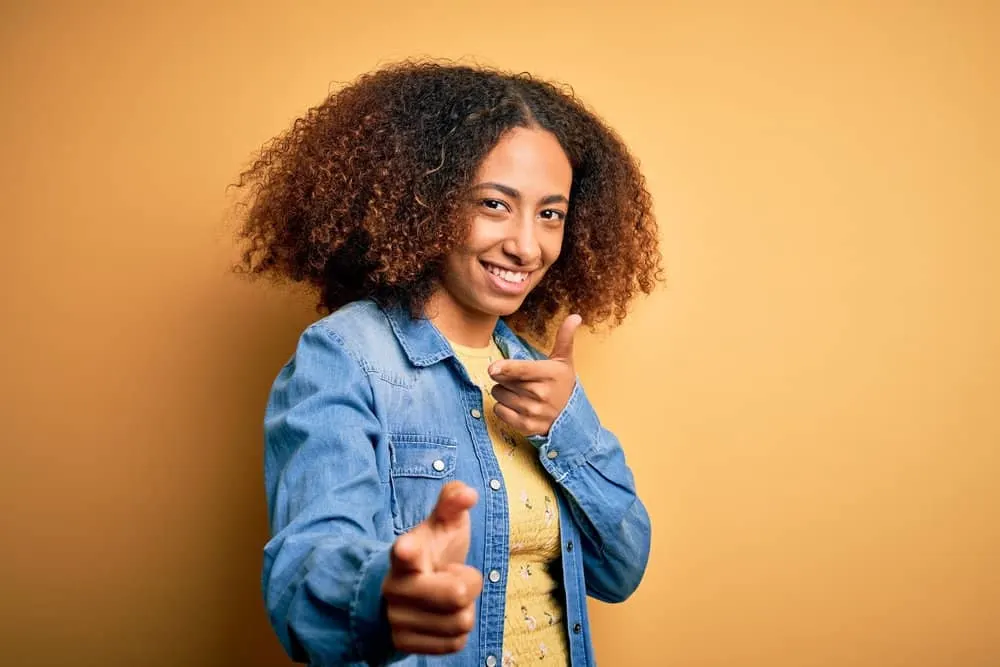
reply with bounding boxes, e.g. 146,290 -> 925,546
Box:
312,323 -> 379,411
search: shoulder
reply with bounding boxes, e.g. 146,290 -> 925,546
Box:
311,300 -> 390,342
521,335 -> 548,360
515,336 -> 547,362
294,300 -> 411,384
294,299 -> 389,356
497,319 -> 548,361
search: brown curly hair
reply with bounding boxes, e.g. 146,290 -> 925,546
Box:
232,60 -> 661,339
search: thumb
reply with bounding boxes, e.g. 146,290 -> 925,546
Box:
550,314 -> 582,362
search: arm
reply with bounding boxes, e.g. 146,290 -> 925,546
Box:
530,381 -> 652,603
262,323 -> 398,665
489,318 -> 651,603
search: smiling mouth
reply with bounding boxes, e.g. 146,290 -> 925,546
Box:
482,261 -> 531,284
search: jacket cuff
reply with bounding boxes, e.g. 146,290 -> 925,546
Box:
534,380 -> 602,474
350,545 -> 398,664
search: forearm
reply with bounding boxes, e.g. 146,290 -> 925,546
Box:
532,381 -> 652,601
265,534 -> 398,665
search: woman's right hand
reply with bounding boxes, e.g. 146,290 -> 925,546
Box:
382,481 -> 483,655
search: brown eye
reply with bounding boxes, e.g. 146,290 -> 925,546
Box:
481,199 -> 510,213
540,209 -> 566,222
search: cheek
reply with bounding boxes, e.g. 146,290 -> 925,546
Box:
445,245 -> 478,270
463,215 -> 502,250
541,229 -> 565,265
441,253 -> 474,295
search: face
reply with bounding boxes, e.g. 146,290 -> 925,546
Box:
435,127 -> 572,328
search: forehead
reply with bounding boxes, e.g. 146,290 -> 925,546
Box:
474,127 -> 572,196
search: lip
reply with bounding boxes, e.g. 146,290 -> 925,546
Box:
481,261 -> 533,296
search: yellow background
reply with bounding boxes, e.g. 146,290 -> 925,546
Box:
2,2 -> 997,665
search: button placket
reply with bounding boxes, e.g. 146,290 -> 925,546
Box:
464,380 -> 504,665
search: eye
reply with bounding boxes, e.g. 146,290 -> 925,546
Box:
480,199 -> 511,213
540,209 -> 567,223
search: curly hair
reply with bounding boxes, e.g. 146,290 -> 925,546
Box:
232,60 -> 661,339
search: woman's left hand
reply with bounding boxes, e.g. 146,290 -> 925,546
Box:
488,314 -> 582,437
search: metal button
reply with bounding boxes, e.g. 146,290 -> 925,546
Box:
432,459 -> 445,472
573,622 -> 582,634
471,408 -> 483,419
488,569 -> 501,583
489,479 -> 502,491
567,541 -> 574,552
546,450 -> 559,459
486,656 -> 497,667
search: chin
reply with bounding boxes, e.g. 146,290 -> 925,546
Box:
477,296 -> 526,318
494,305 -> 522,318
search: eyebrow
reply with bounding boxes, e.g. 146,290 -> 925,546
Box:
473,182 -> 569,206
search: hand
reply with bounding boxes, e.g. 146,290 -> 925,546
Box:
488,314 -> 582,437
382,481 -> 483,655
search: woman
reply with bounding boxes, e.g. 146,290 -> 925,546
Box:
234,61 -> 661,666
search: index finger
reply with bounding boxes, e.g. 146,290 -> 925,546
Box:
488,359 -> 557,383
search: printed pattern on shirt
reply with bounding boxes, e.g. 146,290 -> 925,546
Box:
450,338 -> 569,665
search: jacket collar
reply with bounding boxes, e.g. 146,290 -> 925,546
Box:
380,301 -> 536,367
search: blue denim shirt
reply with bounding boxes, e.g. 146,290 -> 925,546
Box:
262,300 -> 651,666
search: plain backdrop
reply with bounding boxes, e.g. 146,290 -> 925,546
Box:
2,2 -> 997,665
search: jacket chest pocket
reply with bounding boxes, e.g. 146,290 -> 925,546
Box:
388,433 -> 458,535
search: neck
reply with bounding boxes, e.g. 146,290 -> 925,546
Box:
424,291 -> 498,348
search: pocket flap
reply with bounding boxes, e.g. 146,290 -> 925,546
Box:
388,434 -> 457,479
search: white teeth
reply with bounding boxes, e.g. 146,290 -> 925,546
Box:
486,263 -> 528,283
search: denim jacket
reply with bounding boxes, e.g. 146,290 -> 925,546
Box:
262,300 -> 651,666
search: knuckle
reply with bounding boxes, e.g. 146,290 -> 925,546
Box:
455,608 -> 475,633
449,584 -> 467,608
386,603 -> 410,628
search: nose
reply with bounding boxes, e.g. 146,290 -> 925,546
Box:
502,215 -> 541,267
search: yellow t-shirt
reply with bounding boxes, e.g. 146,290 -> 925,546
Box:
449,338 -> 569,666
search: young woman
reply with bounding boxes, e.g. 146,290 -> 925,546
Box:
234,61 -> 661,666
